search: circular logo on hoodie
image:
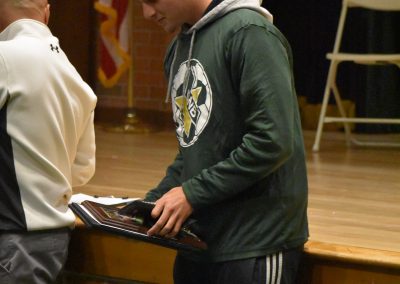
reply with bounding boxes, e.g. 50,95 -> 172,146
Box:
171,59 -> 212,147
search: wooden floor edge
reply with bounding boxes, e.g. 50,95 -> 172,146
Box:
304,240 -> 400,269
70,225 -> 400,270
72,220 -> 400,270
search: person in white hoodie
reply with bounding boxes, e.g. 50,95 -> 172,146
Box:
0,0 -> 97,283
140,0 -> 308,283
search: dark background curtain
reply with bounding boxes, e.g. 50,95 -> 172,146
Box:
263,1 -> 400,133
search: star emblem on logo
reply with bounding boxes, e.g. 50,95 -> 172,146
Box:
174,87 -> 202,137
171,59 -> 212,147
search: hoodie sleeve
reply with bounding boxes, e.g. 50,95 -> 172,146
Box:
144,151 -> 184,202
182,24 -> 297,208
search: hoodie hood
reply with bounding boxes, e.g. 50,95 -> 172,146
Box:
165,0 -> 273,102
186,0 -> 272,34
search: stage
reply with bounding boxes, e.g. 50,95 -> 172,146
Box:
64,127 -> 400,283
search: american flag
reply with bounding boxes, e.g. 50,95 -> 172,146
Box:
95,0 -> 131,88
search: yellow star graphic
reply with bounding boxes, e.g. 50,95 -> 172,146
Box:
191,86 -> 202,103
174,87 -> 202,137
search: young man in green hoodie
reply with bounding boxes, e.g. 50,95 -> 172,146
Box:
140,0 -> 308,283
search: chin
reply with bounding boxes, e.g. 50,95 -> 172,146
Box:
163,24 -> 179,34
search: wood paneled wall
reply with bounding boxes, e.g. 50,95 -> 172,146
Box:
48,0 -> 96,87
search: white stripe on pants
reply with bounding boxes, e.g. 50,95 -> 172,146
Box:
265,251 -> 283,284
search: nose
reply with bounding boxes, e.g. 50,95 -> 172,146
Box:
142,3 -> 157,20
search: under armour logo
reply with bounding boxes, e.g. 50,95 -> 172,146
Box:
50,44 -> 60,53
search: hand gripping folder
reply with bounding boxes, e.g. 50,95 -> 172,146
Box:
70,199 -> 207,252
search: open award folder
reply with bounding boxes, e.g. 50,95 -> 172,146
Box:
69,198 -> 207,252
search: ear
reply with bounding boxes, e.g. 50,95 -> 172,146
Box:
44,4 -> 50,24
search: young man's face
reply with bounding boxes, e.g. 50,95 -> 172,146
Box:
140,0 -> 192,33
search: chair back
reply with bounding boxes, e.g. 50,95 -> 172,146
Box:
312,0 -> 400,151
346,0 -> 400,11
332,0 -> 400,54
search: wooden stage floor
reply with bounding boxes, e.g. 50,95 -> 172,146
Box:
76,126 -> 400,266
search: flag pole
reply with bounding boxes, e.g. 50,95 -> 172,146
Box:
119,0 -> 151,133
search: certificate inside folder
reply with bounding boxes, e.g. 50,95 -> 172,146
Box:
69,200 -> 207,252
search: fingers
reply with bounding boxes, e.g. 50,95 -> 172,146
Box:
146,186 -> 193,238
158,213 -> 179,237
147,203 -> 184,238
150,201 -> 163,219
147,201 -> 165,236
165,219 -> 183,238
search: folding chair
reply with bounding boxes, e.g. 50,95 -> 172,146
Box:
312,0 -> 400,151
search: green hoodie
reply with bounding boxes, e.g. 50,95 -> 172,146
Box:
145,0 -> 308,262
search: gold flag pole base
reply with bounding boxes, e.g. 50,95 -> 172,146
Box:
99,1 -> 154,134
101,108 -> 153,134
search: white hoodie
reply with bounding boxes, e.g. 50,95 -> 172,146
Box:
0,19 -> 97,231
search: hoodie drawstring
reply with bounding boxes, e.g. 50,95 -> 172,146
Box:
165,40 -> 179,103
165,30 -> 197,103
